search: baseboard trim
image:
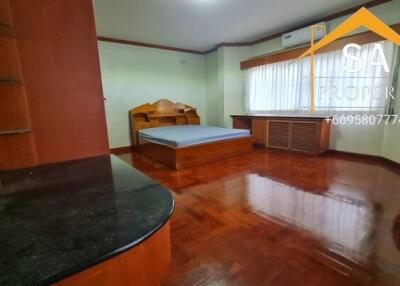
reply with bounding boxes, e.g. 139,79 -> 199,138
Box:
382,157 -> 400,170
326,150 -> 380,162
110,146 -> 133,154
327,150 -> 400,172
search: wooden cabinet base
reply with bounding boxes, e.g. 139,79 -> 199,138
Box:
54,221 -> 171,286
232,115 -> 331,155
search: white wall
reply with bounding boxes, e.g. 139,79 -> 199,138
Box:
205,51 -> 220,126
98,41 -> 206,148
204,47 -> 251,127
221,47 -> 251,127
330,125 -> 385,156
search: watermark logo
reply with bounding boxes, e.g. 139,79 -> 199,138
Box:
299,7 -> 400,59
342,42 -> 390,73
297,7 -> 400,115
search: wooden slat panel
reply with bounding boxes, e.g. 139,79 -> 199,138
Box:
267,121 -> 290,149
290,122 -> 318,153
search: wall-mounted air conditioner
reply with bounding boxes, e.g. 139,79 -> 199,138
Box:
281,22 -> 326,49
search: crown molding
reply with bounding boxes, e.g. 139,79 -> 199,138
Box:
97,36 -> 206,55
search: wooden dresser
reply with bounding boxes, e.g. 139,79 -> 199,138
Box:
231,115 -> 331,155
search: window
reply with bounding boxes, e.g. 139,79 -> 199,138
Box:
245,41 -> 397,114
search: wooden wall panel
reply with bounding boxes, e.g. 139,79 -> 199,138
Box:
0,133 -> 38,170
0,38 -> 20,81
0,86 -> 31,130
10,0 -> 109,165
0,0 -> 14,37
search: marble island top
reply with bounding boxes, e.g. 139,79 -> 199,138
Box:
0,155 -> 174,286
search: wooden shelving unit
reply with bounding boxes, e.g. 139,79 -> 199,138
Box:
0,0 -> 38,170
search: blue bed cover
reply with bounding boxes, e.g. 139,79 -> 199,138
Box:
139,125 -> 250,148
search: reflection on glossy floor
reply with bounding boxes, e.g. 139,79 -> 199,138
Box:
118,148 -> 400,286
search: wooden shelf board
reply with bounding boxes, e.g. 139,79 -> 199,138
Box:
0,78 -> 22,86
0,128 -> 32,136
0,22 -> 11,29
148,114 -> 186,118
0,22 -> 15,37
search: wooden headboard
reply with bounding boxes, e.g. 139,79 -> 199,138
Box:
129,99 -> 200,145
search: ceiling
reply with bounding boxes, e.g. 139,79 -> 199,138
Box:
93,0 -> 371,52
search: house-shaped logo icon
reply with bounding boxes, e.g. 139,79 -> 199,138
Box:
299,7 -> 400,59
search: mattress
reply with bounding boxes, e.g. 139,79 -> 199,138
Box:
138,125 -> 250,148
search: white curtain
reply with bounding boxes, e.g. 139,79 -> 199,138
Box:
246,41 -> 396,114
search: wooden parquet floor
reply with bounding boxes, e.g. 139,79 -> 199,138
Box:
118,148 -> 400,286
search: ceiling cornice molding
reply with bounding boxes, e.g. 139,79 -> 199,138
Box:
97,0 -> 393,55
97,36 -> 206,55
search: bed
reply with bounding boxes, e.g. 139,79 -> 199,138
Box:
130,99 -> 252,169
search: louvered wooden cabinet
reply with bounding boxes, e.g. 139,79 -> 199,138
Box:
232,115 -> 331,155
290,121 -> 319,153
267,120 -> 290,149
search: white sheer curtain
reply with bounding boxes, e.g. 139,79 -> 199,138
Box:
246,41 -> 396,114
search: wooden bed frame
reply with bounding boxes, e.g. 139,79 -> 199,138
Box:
129,99 -> 252,169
